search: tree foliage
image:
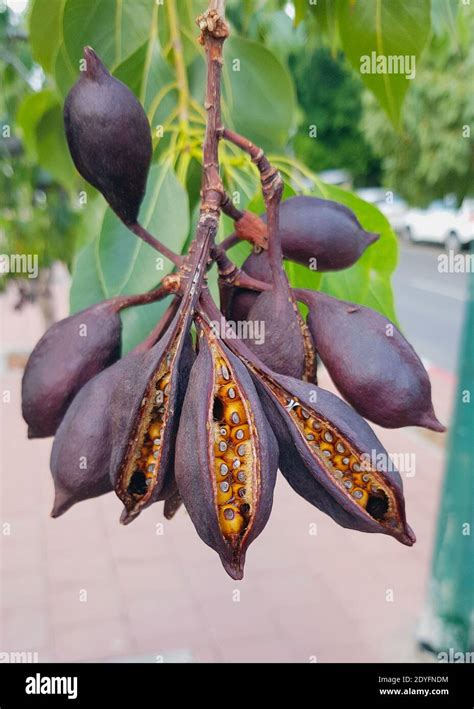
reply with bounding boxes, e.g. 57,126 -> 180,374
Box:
361,3 -> 474,206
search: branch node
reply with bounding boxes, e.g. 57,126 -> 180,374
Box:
196,9 -> 229,44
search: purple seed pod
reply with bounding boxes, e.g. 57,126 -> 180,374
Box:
250,366 -> 415,546
110,317 -> 195,525
22,299 -> 122,439
297,289 -> 445,432
64,47 -> 152,225
242,288 -> 308,380
50,352 -> 131,518
50,305 -> 194,521
174,320 -> 278,580
163,490 -> 183,520
228,195 -> 379,321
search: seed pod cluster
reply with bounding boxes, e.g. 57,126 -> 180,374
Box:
175,322 -> 278,579
21,36 -> 446,582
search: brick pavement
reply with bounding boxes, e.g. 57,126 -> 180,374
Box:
0,281 -> 451,663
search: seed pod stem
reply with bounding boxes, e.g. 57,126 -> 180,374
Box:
221,127 -> 281,279
128,222 -> 184,268
133,297 -> 182,354
113,284 -> 173,313
220,191 -> 244,221
220,233 -> 239,251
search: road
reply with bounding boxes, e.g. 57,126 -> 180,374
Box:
392,242 -> 469,373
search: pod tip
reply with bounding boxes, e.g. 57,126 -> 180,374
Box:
120,507 -> 137,526
83,46 -> 108,80
365,231 -> 380,246
50,488 -> 73,518
421,410 -> 446,433
398,525 -> 416,546
222,556 -> 245,581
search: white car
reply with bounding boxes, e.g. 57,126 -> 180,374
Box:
356,188 -> 408,235
403,200 -> 474,251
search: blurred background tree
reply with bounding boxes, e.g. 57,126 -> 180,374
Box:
0,3 -> 80,324
361,1 -> 474,206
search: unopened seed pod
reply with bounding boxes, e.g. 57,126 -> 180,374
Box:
297,289 -> 445,432
250,365 -> 415,546
64,47 -> 152,225
175,321 -> 278,580
244,288 -> 310,380
50,352 -> 130,518
22,299 -> 122,438
229,196 -> 379,321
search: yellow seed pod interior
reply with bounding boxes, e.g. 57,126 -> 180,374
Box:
261,376 -> 403,532
117,347 -> 177,508
210,346 -> 256,540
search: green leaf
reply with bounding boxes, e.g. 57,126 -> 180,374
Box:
223,36 -> 296,150
305,0 -> 340,53
16,89 -> 58,158
431,0 -> 459,40
29,0 -> 64,74
285,183 -> 399,323
35,104 -> 78,189
119,297 -> 174,355
69,164 -> 189,350
113,39 -> 178,129
294,0 -> 307,27
56,0 -> 157,94
158,0 -> 200,67
337,0 -> 431,127
189,35 -> 296,151
69,239 -> 105,309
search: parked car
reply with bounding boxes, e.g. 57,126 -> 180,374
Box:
402,200 -> 474,252
356,188 -> 408,235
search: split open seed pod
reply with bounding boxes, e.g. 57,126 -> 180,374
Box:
297,289 -> 445,432
175,318 -> 278,580
110,311 -> 195,525
249,365 -> 415,546
22,299 -> 122,438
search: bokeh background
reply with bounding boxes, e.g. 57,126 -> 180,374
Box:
0,0 -> 472,663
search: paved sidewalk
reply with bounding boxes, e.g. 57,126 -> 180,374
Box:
0,282 -> 452,663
